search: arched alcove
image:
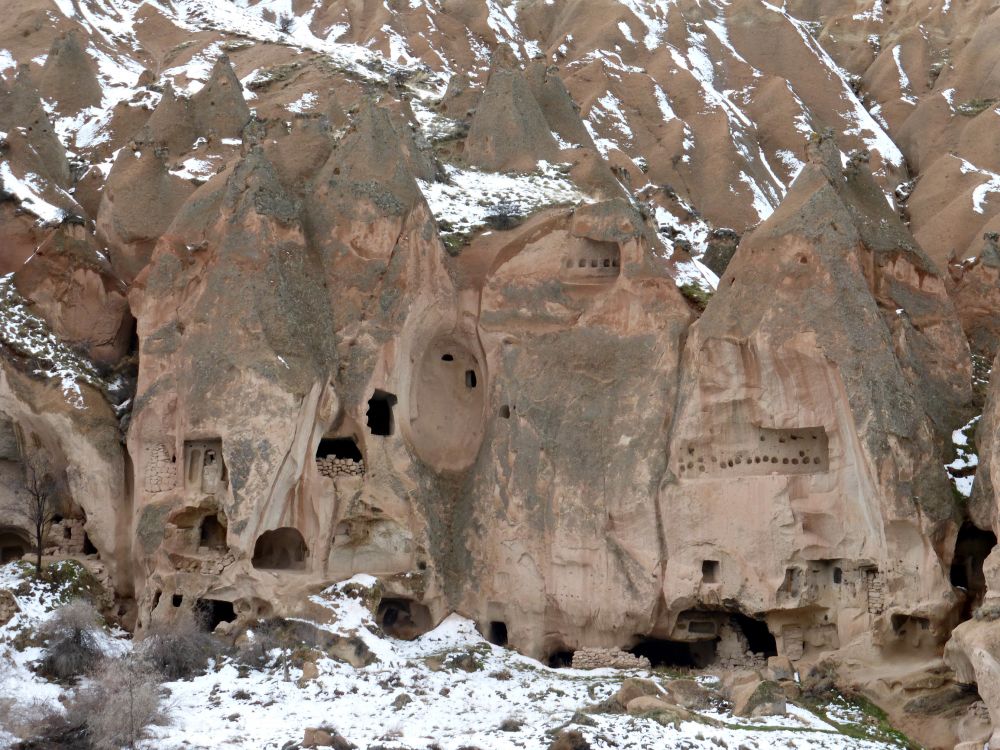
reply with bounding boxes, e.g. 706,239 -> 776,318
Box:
407,335 -> 486,470
0,527 -> 30,564
376,597 -> 433,640
252,528 -> 308,570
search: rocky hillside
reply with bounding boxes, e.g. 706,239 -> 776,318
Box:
1,0 -> 1000,748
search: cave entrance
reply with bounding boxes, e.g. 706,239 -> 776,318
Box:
316,437 -> 362,461
733,613 -> 777,657
82,533 -> 97,556
628,637 -> 717,669
367,390 -> 397,437
252,527 -> 308,570
488,621 -> 508,647
376,598 -> 433,640
951,522 -> 997,620
196,598 -> 236,631
546,649 -> 575,668
0,528 -> 29,564
199,515 -> 227,550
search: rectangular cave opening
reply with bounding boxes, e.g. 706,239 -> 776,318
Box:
488,620 -> 509,647
702,559 -> 720,583
367,390 -> 397,437
627,637 -> 718,669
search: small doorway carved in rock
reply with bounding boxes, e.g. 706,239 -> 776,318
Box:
367,391 -> 397,437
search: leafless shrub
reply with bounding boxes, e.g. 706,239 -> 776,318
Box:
3,457 -> 57,579
138,611 -> 222,680
235,616 -> 293,669
277,12 -> 294,33
76,655 -> 164,750
39,599 -> 103,681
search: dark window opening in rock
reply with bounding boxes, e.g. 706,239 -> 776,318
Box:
702,560 -> 719,583
52,514 -> 63,524
196,598 -> 236,631
733,614 -> 777,657
499,405 -> 511,419
488,621 -> 508,647
376,598 -> 433,640
0,528 -> 28,564
833,567 -> 843,584
577,259 -> 586,268
465,370 -> 477,388
547,649 -> 575,668
316,437 -> 362,462
172,594 -> 183,608
628,638 -> 717,669
891,614 -> 930,637
151,590 -> 161,610
441,354 -> 454,362
82,533 -> 97,556
62,526 -> 71,539
199,515 -> 227,550
367,390 -> 397,436
252,527 -> 308,570
951,523 -> 997,620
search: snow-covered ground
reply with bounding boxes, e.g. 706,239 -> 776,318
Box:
0,274 -> 108,409
0,565 -> 911,750
419,161 -> 591,240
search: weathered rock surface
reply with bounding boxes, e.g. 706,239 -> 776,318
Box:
2,2 -> 1000,748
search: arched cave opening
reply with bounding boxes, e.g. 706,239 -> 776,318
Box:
627,637 -> 718,669
951,522 -> 997,620
196,598 -> 236,631
367,390 -> 397,437
0,527 -> 29,564
733,613 -> 778,657
252,527 -> 308,571
546,649 -> 575,668
316,437 -> 363,462
199,514 -> 227,550
82,533 -> 97,556
487,621 -> 508,647
376,597 -> 433,640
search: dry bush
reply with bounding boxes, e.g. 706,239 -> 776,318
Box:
235,616 -> 293,669
138,611 -> 222,680
39,600 -> 103,681
0,696 -> 84,748
74,655 -> 164,750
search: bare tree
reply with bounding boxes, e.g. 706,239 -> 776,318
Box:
3,458 -> 56,578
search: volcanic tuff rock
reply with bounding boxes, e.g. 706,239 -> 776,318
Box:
4,0 -> 1000,747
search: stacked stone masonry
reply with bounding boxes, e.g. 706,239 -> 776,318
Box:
316,456 -> 365,478
570,648 -> 651,670
144,443 -> 177,493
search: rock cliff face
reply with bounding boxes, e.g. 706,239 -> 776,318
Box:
3,0 -> 1000,747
